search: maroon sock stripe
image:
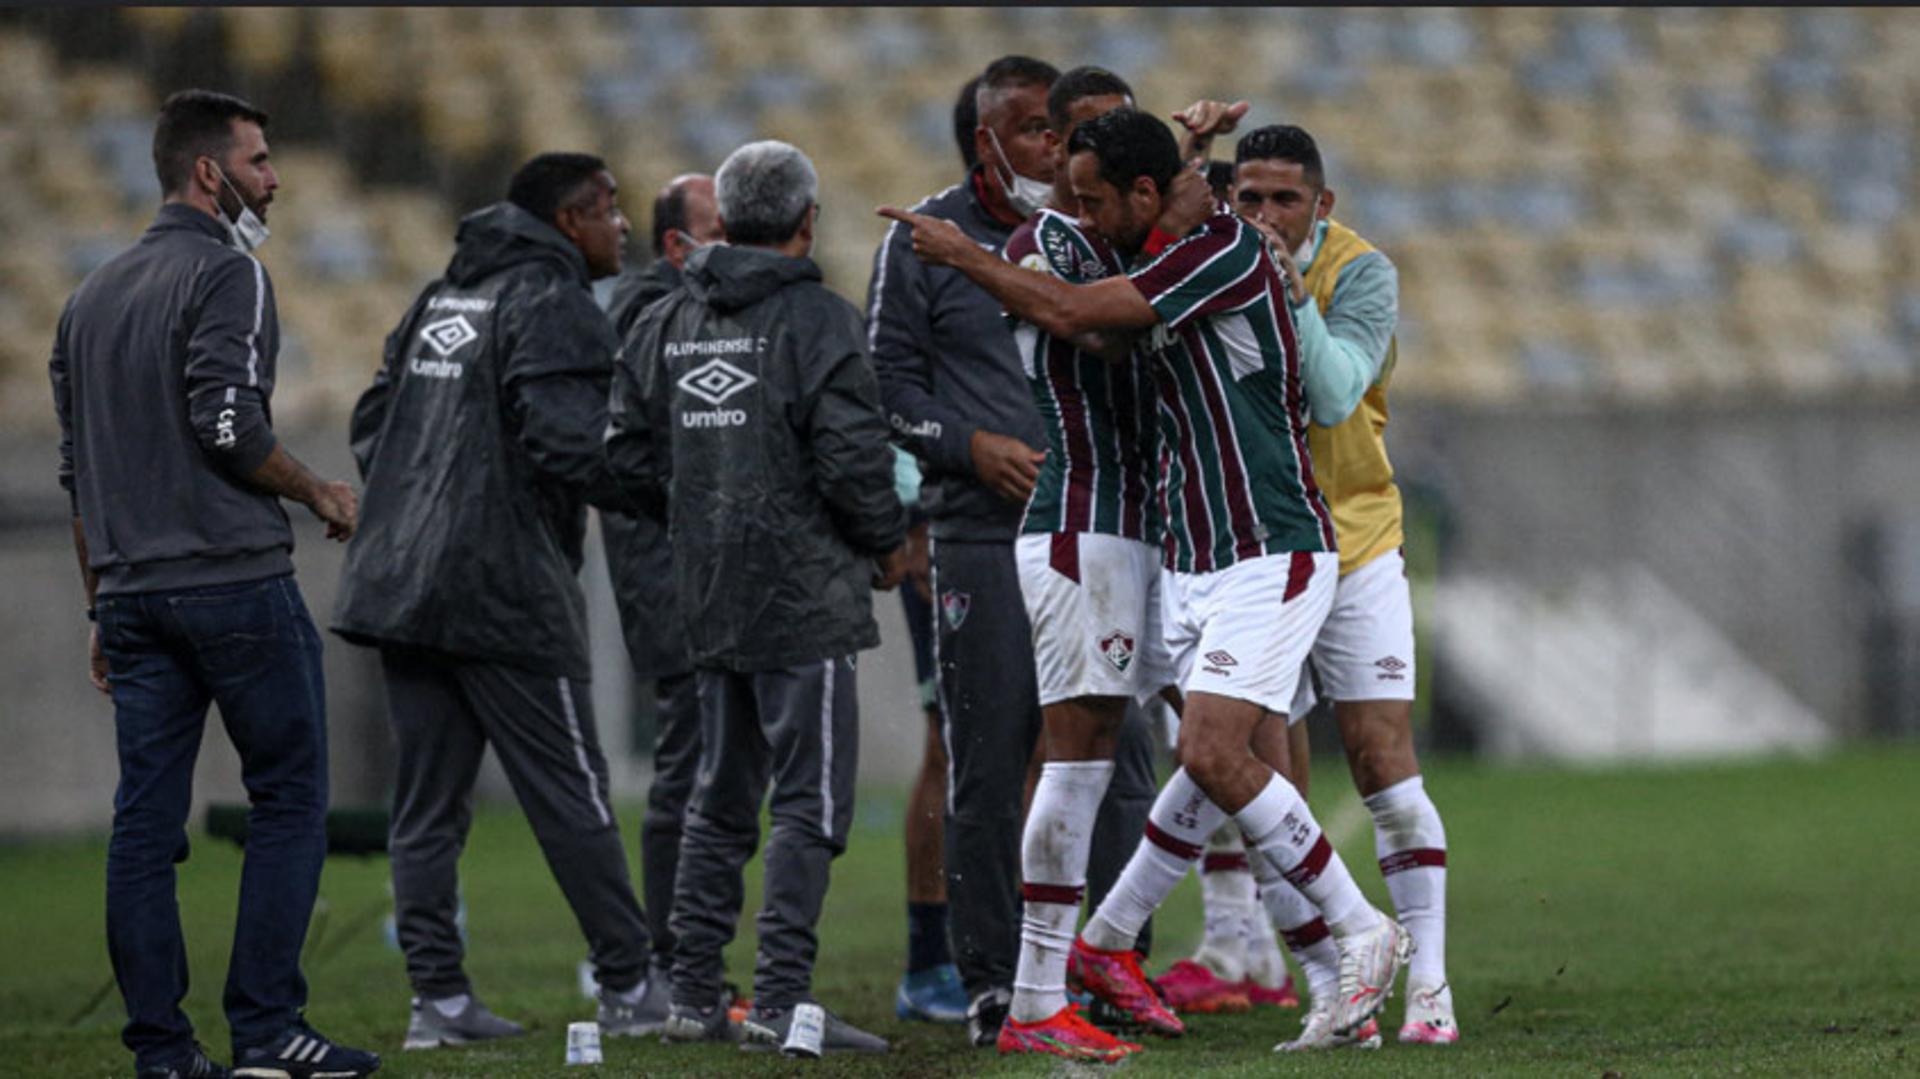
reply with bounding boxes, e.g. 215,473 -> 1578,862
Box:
1378,848 -> 1447,876
1280,835 -> 1333,889
1145,821 -> 1204,861
1281,917 -> 1331,950
1022,882 -> 1086,906
1202,852 -> 1251,874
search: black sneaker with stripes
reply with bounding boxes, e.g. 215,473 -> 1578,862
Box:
232,1019 -> 380,1078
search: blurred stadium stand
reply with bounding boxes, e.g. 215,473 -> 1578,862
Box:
4,7 -> 1920,419
3,8 -> 1918,831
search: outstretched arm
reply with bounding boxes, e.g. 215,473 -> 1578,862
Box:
877,207 -> 1157,340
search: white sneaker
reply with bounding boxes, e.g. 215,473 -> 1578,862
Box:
1275,998 -> 1382,1052
1399,981 -> 1459,1044
1331,916 -> 1413,1036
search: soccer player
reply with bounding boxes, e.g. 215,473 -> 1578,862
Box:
987,65 -> 1172,1063
878,106 -> 1412,1050
1222,124 -> 1458,1048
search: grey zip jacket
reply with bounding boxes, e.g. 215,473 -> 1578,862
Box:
332,202 -> 627,679
606,243 -> 907,673
864,170 -> 1047,541
50,203 -> 293,595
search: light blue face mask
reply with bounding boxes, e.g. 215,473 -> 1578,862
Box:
985,126 -> 1054,217
213,165 -> 271,252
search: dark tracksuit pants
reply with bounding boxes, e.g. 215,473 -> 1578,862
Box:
669,656 -> 859,1012
639,670 -> 701,975
380,647 -> 650,998
930,539 -> 1157,1001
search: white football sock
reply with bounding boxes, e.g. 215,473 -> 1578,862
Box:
1239,883 -> 1291,990
1235,774 -> 1382,938
1367,774 -> 1449,988
1192,825 -> 1254,981
1252,857 -> 1338,1006
1011,760 -> 1113,1023
1082,768 -> 1225,953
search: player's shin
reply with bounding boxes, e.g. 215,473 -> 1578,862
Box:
1253,856 -> 1339,1006
1367,775 -> 1448,988
1193,826 -> 1254,980
1011,761 -> 1113,1023
1081,768 -> 1225,952
1235,775 -> 1382,938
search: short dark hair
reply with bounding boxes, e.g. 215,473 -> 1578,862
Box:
952,74 -> 981,170
506,152 -> 609,227
1046,65 -> 1133,134
1206,160 -> 1236,201
1234,124 -> 1326,188
152,89 -> 269,196
1065,108 -> 1180,198
650,178 -> 699,257
975,55 -> 1060,121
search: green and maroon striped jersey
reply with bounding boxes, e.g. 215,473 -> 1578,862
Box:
1004,208 -> 1161,543
1129,208 -> 1336,573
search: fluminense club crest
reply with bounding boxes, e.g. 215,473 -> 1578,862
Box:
941,590 -> 971,631
1099,630 -> 1135,673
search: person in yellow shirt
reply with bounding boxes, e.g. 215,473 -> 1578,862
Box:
1181,124 -> 1458,1051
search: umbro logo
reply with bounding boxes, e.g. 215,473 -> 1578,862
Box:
678,359 -> 757,406
1375,655 -> 1408,681
1205,650 -> 1238,667
420,315 -> 478,357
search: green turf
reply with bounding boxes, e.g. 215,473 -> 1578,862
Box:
3,746 -> 1916,1076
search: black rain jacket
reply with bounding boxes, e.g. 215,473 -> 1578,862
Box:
606,243 -> 906,673
332,202 -> 628,679
601,256 -> 690,679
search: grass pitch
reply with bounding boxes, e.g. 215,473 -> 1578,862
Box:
3,746 -> 1915,1077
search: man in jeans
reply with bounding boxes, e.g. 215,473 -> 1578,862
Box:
607,139 -> 908,1054
49,89 -> 378,1079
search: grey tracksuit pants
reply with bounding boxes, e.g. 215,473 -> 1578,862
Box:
931,538 -> 1157,1001
380,647 -> 650,998
668,656 -> 859,1012
639,671 -> 701,974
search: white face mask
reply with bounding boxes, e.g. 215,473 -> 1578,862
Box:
213,165 -> 270,252
1293,217 -> 1321,267
985,127 -> 1053,218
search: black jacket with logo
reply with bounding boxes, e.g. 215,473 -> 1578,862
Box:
601,257 -> 689,679
606,243 -> 907,673
332,202 -> 628,679
864,170 -> 1047,541
51,204 -> 294,595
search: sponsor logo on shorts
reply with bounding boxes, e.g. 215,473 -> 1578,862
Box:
1098,630 -> 1134,673
1202,648 -> 1238,678
1375,655 -> 1408,681
940,590 -> 971,631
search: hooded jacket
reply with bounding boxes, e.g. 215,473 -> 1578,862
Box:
606,243 -> 907,673
601,256 -> 689,679
332,202 -> 628,679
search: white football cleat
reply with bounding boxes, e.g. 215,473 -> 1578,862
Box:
1331,916 -> 1413,1036
1398,981 -> 1459,1044
1275,998 -> 1382,1052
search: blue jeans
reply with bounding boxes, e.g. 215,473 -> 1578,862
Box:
96,573 -> 329,1068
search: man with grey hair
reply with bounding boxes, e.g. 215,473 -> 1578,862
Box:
607,139 -> 908,1055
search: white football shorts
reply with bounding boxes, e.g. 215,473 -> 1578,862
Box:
1016,531 -> 1175,707
1290,548 -> 1417,718
1163,550 -> 1338,717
